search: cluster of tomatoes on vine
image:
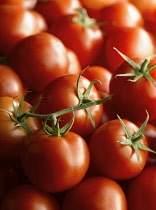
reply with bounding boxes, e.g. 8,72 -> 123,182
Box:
1,0 -> 156,209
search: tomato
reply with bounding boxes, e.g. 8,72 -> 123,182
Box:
9,32 -> 69,92
88,118 -> 149,180
0,0 -> 37,9
126,166 -> 156,210
99,2 -> 143,33
0,5 -> 41,56
0,65 -> 24,99
34,0 -> 82,26
62,176 -> 127,210
37,74 -> 104,138
66,48 -> 82,75
1,184 -> 60,210
101,27 -> 155,72
49,8 -> 104,68
0,96 -> 41,161
110,57 -> 156,122
20,129 -> 90,193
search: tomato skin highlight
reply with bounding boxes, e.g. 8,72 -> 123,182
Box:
20,130 -> 90,193
88,118 -> 148,180
62,176 -> 128,210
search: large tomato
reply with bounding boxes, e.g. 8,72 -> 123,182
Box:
1,184 -> 60,210
49,8 -> 104,68
37,74 -> 104,138
0,96 -> 41,161
0,65 -> 24,99
110,57 -> 156,122
88,117 -> 149,180
62,176 -> 128,210
0,5 -> 41,56
9,32 -> 69,92
20,129 -> 90,193
126,166 -> 156,210
101,26 -> 155,72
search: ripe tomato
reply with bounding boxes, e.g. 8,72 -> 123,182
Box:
126,166 -> 156,210
37,74 -> 104,138
1,184 -> 60,210
99,2 -> 143,33
9,32 -> 69,92
102,27 -> 155,72
34,0 -> 82,26
88,118 -> 149,180
0,0 -> 37,9
49,9 -> 104,68
0,96 -> 41,161
20,129 -> 90,193
62,176 -> 128,210
0,65 -> 24,99
110,57 -> 156,122
0,5 -> 41,56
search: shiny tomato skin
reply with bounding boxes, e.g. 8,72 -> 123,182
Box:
62,176 -> 128,210
0,96 -> 41,161
0,65 -> 24,99
102,27 -> 155,72
20,130 -> 90,193
1,184 -> 61,210
99,2 -> 143,33
9,32 -> 69,92
0,5 -> 40,56
50,13 -> 104,68
126,166 -> 156,210
38,74 -> 104,138
110,58 -> 156,122
34,0 -> 82,26
88,118 -> 148,180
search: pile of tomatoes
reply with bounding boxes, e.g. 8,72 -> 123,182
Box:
1,0 -> 156,209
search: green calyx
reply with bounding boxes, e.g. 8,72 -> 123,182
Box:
43,114 -> 74,137
114,48 -> 156,87
72,8 -> 97,28
117,111 -> 156,166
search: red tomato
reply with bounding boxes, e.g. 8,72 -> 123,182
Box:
0,0 -> 37,9
88,118 -> 149,180
37,74 -> 104,138
49,9 -> 104,68
66,48 -> 82,75
9,32 -> 69,92
0,65 -> 24,99
110,57 -> 156,122
99,2 -> 143,33
20,129 -> 90,193
62,176 -> 128,210
0,5 -> 41,56
102,27 -> 155,72
126,166 -> 156,210
1,184 -> 60,210
0,96 -> 41,161
34,0 -> 82,26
